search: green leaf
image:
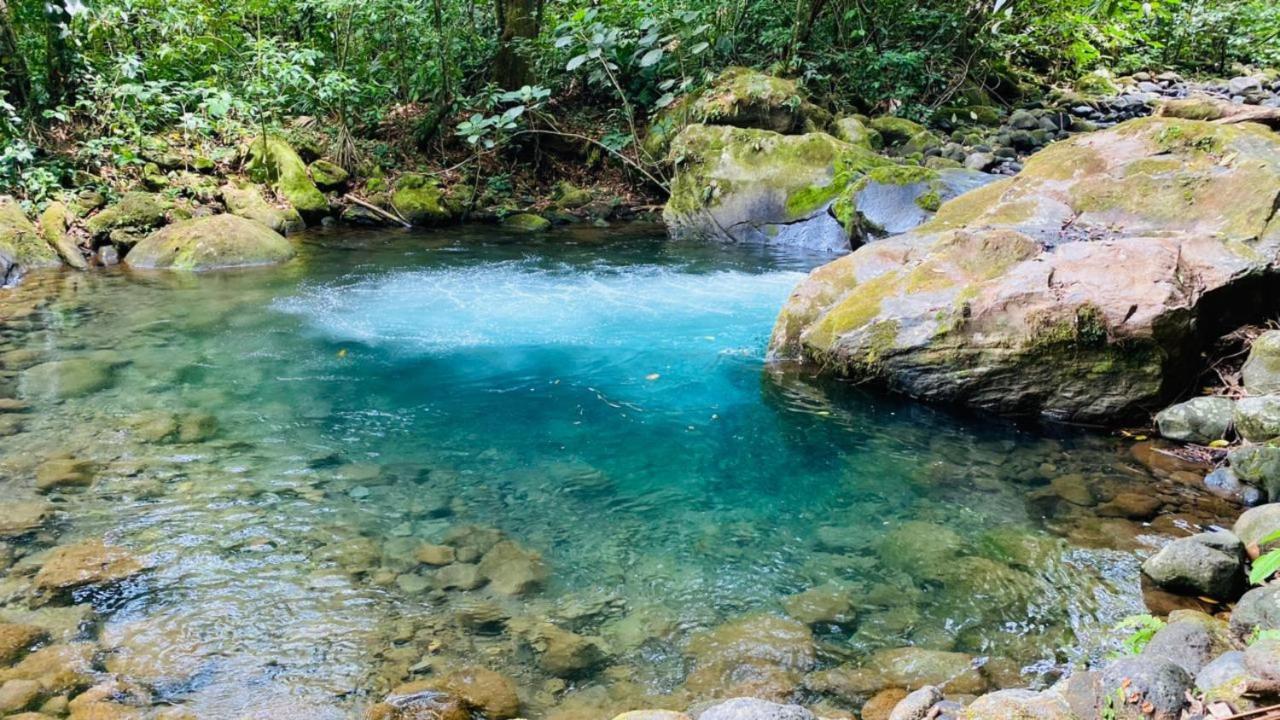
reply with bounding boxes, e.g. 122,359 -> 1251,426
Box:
655,93 -> 676,108
1252,549 -> 1280,585
639,48 -> 663,67
566,55 -> 588,71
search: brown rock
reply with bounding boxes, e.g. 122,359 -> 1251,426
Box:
0,679 -> 43,714
34,540 -> 143,594
0,501 -> 53,538
414,544 -> 456,566
0,624 -> 47,666
0,643 -> 97,694
439,666 -> 520,719
34,457 -> 96,493
433,563 -> 484,591
861,688 -> 909,720
477,541 -> 548,596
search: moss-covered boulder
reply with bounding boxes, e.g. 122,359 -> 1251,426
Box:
664,124 -> 890,251
0,197 -> 61,282
38,201 -> 88,270
833,117 -> 883,149
839,165 -> 998,237
769,117 -> 1280,423
247,135 -> 329,222
501,213 -> 551,232
308,159 -> 349,190
126,214 -> 294,270
84,192 -> 172,238
867,116 -> 927,146
220,182 -> 304,235
391,173 -> 451,226
643,67 -> 831,160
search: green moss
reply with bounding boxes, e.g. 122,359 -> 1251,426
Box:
308,159 -> 349,189
1158,98 -> 1225,122
501,213 -> 551,232
38,201 -> 87,270
391,173 -> 451,226
915,190 -> 942,212
866,165 -> 938,187
125,213 -> 294,270
248,135 -> 329,220
869,116 -> 927,146
807,271 -> 901,351
85,192 -> 172,237
1075,71 -> 1119,96
0,197 -> 61,270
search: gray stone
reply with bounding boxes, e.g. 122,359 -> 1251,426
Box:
1230,446 -> 1280,500
1154,396 -> 1234,444
20,357 -> 117,399
1229,76 -> 1263,95
1140,531 -> 1244,600
1244,637 -> 1280,693
959,689 -> 1073,720
1243,331 -> 1280,394
1235,396 -> 1280,442
887,686 -> 942,720
853,167 -> 998,237
1100,656 -> 1191,720
697,698 -> 815,720
1195,650 -> 1246,693
1204,466 -> 1263,505
1141,619 -> 1221,675
1230,584 -> 1280,643
1233,503 -> 1280,551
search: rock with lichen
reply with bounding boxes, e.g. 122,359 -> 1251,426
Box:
220,181 -> 304,235
0,197 -> 61,283
84,192 -> 172,239
247,135 -> 329,221
391,174 -> 451,226
769,117 -> 1280,423
126,214 -> 294,270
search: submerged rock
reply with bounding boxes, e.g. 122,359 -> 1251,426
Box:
126,214 -> 294,270
436,666 -> 520,719
33,539 -> 143,596
663,125 -> 888,252
0,624 -> 46,665
1154,396 -> 1235,444
511,619 -> 610,677
477,540 -> 548,596
21,356 -> 119,399
769,117 -> 1280,422
0,501 -> 53,539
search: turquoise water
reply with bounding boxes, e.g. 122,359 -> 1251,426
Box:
0,226 -> 1207,718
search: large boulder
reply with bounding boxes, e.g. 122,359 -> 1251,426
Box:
0,196 -> 61,283
220,181 -> 304,235
644,67 -> 830,160
247,135 -> 328,221
126,214 -> 294,270
844,165 -> 998,237
391,173 -> 451,226
1099,656 -> 1191,720
1237,396 -> 1280,442
664,125 -> 888,252
1140,531 -> 1244,600
1243,331 -> 1280,394
769,117 -> 1280,423
84,191 -> 172,239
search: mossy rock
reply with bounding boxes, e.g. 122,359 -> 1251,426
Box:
247,135 -> 329,222
502,213 -> 551,232
1074,69 -> 1120,97
309,159 -> 349,190
934,105 -> 1003,127
832,117 -> 883,149
126,214 -> 294,270
769,116 -> 1280,424
664,124 -> 890,251
552,182 -> 592,209
868,116 -> 928,146
38,201 -> 87,270
391,174 -> 451,226
220,182 -> 304,235
643,67 -> 830,161
0,196 -> 61,281
85,192 -> 172,238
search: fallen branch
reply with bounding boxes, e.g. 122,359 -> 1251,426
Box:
343,194 -> 411,228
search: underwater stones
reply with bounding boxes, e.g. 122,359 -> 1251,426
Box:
392,174 -> 451,226
0,624 -> 46,665
869,648 -> 987,695
126,214 -> 295,270
0,643 -> 97,694
1099,656 -> 1191,720
477,540 -> 548,596
886,686 -> 943,720
367,685 -> 472,720
1243,331 -> 1280,395
697,698 -> 815,720
443,525 -> 504,563
876,521 -> 963,580
768,117 -> 1280,423
437,666 -> 520,719
0,678 -> 41,714
415,544 -> 456,566
780,584 -> 856,626
0,196 -> 61,282
220,181 -> 304,235
21,357 -> 117,399
34,456 -> 97,493
502,213 -> 551,233
684,613 -> 814,701
0,501 -> 53,538
433,563 -> 484,591
247,135 -> 329,221
1140,531 -> 1244,600
33,539 -> 143,596
451,599 -> 510,634
83,192 -> 172,239
1154,396 -> 1235,444
663,124 -> 888,252
512,620 -> 610,677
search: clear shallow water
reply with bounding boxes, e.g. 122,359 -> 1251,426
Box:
0,226 -> 1220,719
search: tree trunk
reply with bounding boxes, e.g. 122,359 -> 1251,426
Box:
493,0 -> 538,90
0,0 -> 30,111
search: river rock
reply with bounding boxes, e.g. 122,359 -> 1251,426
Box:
432,562 -> 484,591
0,196 -> 61,283
1244,636 -> 1280,693
477,540 -> 548,596
833,117 -> 882,149
220,181 -> 304,235
0,678 -> 41,714
1100,656 -> 1191,720
247,135 -> 328,221
308,159 -> 348,189
84,192 -> 172,239
860,688 -> 908,720
0,624 -> 46,665
34,456 -> 97,493
437,666 -> 520,719
684,613 -> 814,700
1233,503 -> 1280,552
37,201 -> 87,270
1154,396 -> 1234,444
367,684 -> 471,720
126,214 -> 294,270
1230,446 -> 1280,500
1196,650 -> 1247,698
391,174 -> 450,226
1141,613 -> 1228,675
1236,396 -> 1280,442
780,583 -> 856,625
876,521 -> 963,580
768,117 -> 1280,422
33,539 -> 143,595
502,213 -> 551,232
848,166 -> 997,237
511,620 -> 609,677
1203,466 -> 1262,505
20,357 -> 117,399
664,124 -> 889,252
0,501 -> 53,538
0,643 -> 97,694
1243,331 -> 1280,394
697,697 -> 815,720
414,544 -> 456,566
957,688 -> 1072,720
1140,531 -> 1244,600
613,712 -> 691,720
1230,584 -> 1280,643
886,686 -> 942,720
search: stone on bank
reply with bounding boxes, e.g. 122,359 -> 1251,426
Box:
126,214 -> 294,270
